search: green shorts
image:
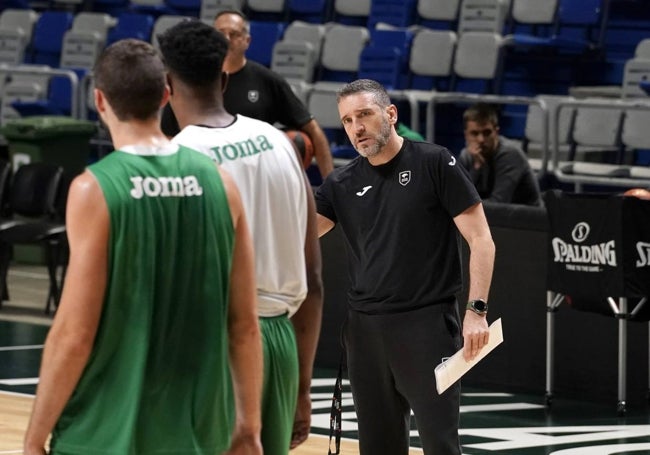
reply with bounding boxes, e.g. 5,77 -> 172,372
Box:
260,314 -> 299,455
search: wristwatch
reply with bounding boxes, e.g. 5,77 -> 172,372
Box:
467,299 -> 488,315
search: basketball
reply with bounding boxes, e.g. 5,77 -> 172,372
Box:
285,130 -> 314,169
623,188 -> 650,200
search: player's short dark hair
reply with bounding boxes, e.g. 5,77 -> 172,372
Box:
463,103 -> 500,128
94,39 -> 165,121
157,20 -> 229,91
336,79 -> 392,108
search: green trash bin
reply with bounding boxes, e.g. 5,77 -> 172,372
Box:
0,116 -> 97,264
0,115 -> 97,177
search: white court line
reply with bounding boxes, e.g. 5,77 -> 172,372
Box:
460,402 -> 544,413
311,378 -> 350,387
7,269 -> 48,280
0,450 -> 23,454
0,389 -> 35,398
0,345 -> 44,352
462,392 -> 514,397
306,434 -> 425,454
310,392 -> 354,399
0,378 -> 39,386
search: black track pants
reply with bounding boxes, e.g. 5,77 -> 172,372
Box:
344,301 -> 463,455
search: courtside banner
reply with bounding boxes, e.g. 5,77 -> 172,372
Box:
545,190 -> 650,318
622,196 -> 650,298
546,191 -> 624,302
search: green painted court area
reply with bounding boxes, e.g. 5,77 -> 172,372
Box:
3,319 -> 650,454
308,369 -> 650,455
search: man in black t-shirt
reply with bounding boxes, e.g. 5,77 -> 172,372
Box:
315,79 -> 495,455
459,103 -> 542,206
160,11 -> 333,179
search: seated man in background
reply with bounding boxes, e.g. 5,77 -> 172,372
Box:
161,9 -> 334,179
459,103 -> 542,206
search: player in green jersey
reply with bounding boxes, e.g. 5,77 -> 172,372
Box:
23,39 -> 263,455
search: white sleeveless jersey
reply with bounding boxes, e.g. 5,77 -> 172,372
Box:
173,115 -> 308,317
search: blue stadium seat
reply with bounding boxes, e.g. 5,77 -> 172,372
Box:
91,0 -> 130,16
332,0 -> 369,26
28,11 -> 73,67
287,0 -> 330,24
390,28 -> 456,132
457,0 -> 509,35
246,0 -> 287,22
307,83 -> 355,166
107,12 -> 155,44
317,23 -> 369,83
11,70 -> 83,117
165,0 -> 201,18
357,27 -> 414,90
600,5 -> 650,87
370,25 -> 414,52
271,40 -> 317,83
453,31 -> 505,93
248,20 -> 286,67
0,70 -> 49,125
0,9 -> 39,65
358,46 -> 403,90
367,0 -> 417,29
130,0 -> 177,19
407,28 -> 456,91
283,20 -> 326,61
621,104 -> 650,166
641,80 -> 650,96
12,13 -> 115,119
1,0 -> 33,11
507,0 -> 557,36
505,0 -> 610,52
416,0 -> 459,30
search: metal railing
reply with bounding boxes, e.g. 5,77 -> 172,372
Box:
0,63 -> 81,119
424,92 -> 549,174
552,97 -> 650,190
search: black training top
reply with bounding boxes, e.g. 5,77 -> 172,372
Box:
223,60 -> 312,127
160,60 -> 313,137
315,139 -> 481,314
459,136 -> 542,206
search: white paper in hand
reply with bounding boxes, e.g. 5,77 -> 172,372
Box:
434,318 -> 504,395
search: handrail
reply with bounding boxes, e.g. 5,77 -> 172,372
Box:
79,71 -> 94,121
552,97 -> 650,188
0,63 -> 80,119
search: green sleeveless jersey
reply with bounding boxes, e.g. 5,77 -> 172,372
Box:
51,145 -> 235,455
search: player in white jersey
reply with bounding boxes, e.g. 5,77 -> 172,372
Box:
158,20 -> 324,455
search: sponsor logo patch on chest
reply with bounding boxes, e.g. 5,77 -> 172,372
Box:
248,90 -> 259,102
398,170 -> 411,186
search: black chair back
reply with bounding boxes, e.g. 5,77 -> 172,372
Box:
0,160 -> 13,218
9,163 -> 64,218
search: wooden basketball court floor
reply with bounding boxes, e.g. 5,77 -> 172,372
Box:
3,266 -> 650,454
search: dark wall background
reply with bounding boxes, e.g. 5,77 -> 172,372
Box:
314,201 -> 650,408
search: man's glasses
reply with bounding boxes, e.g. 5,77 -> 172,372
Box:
218,29 -> 248,40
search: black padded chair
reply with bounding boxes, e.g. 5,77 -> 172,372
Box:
0,162 -> 68,314
544,190 -> 650,415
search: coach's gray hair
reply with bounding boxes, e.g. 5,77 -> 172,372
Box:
336,79 -> 391,108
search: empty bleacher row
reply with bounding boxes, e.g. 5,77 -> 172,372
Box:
0,0 -> 649,191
